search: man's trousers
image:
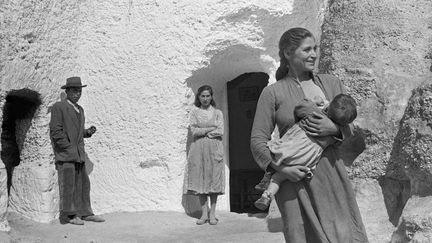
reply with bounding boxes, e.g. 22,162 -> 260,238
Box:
56,161 -> 94,222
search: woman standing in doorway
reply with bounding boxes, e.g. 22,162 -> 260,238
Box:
185,85 -> 225,225
250,28 -> 369,242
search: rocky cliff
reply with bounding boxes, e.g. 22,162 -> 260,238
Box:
319,0 -> 432,241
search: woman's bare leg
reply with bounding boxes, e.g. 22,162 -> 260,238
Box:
209,194 -> 218,222
198,194 -> 209,220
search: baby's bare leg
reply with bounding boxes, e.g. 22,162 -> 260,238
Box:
266,171 -> 285,196
254,171 -> 287,210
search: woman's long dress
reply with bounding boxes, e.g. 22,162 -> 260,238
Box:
251,74 -> 369,243
185,106 -> 225,195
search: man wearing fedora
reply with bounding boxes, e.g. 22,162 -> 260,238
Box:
49,76 -> 104,225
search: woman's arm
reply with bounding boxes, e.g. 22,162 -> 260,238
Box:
271,164 -> 310,182
299,112 -> 341,137
300,75 -> 354,141
207,110 -> 224,138
300,108 -> 356,144
251,87 -> 314,181
250,88 -> 277,171
189,109 -> 216,137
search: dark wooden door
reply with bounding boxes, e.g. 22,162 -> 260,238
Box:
227,72 -> 268,213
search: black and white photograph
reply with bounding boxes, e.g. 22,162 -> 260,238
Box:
0,0 -> 431,242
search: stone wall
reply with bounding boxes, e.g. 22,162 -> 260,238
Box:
389,81 -> 432,242
319,0 -> 432,241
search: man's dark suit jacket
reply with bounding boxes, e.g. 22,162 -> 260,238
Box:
50,100 -> 91,163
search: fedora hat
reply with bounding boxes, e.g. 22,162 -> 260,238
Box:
61,77 -> 87,89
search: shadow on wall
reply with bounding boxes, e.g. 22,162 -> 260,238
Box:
84,152 -> 94,175
379,121 -> 411,227
213,0 -> 326,65
338,125 -> 366,167
185,44 -> 269,95
1,88 -> 41,193
181,128 -> 202,219
379,177 -> 410,227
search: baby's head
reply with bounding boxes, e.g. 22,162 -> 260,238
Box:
327,94 -> 357,126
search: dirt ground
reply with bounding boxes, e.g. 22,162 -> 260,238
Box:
0,211 -> 284,243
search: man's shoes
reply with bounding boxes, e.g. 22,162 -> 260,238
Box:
81,215 -> 105,222
68,217 -> 85,225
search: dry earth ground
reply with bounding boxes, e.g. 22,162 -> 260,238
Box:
0,211 -> 284,243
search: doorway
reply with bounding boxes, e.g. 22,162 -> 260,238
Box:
227,72 -> 268,213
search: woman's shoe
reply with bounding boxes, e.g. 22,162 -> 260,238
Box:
196,218 -> 209,225
209,218 -> 218,225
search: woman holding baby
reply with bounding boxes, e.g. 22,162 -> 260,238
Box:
250,27 -> 369,242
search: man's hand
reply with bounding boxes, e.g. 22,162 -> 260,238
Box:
88,126 -> 97,135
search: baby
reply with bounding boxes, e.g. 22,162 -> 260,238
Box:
254,93 -> 357,210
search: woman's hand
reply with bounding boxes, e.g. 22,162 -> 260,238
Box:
205,126 -> 217,134
277,165 -> 310,182
299,112 -> 340,137
207,129 -> 222,138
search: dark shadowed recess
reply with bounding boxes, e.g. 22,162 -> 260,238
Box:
1,88 -> 41,193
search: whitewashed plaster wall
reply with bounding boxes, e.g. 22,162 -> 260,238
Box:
1,1 -> 85,222
1,0 -> 327,222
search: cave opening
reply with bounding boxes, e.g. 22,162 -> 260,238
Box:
1,88 -> 41,193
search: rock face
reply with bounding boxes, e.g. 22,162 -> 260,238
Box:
0,0 -> 328,222
391,82 -> 432,197
389,82 -> 432,242
319,0 -> 432,241
320,0 -> 432,179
